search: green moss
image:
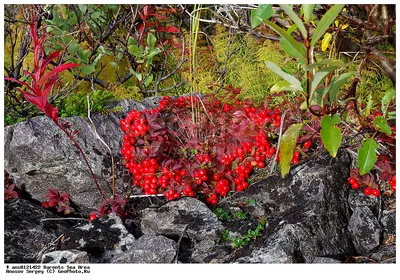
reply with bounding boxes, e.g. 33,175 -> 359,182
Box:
58,90 -> 117,117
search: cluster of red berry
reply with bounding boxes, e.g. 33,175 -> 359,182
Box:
348,174 -> 396,197
120,94 -> 305,206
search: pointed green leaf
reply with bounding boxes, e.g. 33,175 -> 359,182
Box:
381,89 -> 395,118
287,24 -> 298,34
321,114 -> 342,157
327,72 -> 356,102
302,4 -> 315,24
264,19 -> 307,62
144,74 -> 154,87
310,4 -> 344,47
358,136 -> 378,175
305,59 -> 346,71
265,61 -> 303,90
280,38 -> 306,63
309,66 -> 338,98
81,65 -> 96,75
281,5 -> 307,38
280,123 -> 303,178
270,80 -> 303,93
365,93 -> 373,117
78,49 -> 89,64
251,4 -> 274,28
373,116 -> 392,135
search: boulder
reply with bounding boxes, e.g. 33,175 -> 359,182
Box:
110,235 -> 176,263
4,98 -> 159,213
348,206 -> 381,255
41,249 -> 89,263
380,209 -> 396,235
58,213 -> 135,262
141,197 -> 224,241
228,150 -> 354,263
4,198 -> 72,263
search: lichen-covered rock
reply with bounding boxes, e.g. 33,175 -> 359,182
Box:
41,250 -> 89,263
110,235 -> 176,263
369,244 -> 396,263
3,97 -> 160,213
348,206 -> 381,255
4,198 -> 72,263
348,189 -> 380,214
59,213 -> 135,262
141,197 -> 224,241
230,150 -> 354,263
190,239 -> 230,263
380,209 -> 396,235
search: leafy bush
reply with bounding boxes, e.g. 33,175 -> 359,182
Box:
119,90 -> 309,206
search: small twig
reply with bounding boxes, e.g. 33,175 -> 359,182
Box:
86,94 -> 116,197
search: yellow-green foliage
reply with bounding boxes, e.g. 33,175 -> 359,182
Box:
165,25 -> 300,105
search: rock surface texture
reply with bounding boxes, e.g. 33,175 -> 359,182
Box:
4,97 -> 396,264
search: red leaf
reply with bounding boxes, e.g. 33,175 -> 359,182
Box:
158,26 -> 180,33
39,63 -> 79,88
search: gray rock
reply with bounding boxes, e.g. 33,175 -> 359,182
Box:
312,257 -> 342,263
41,250 -> 89,263
4,97 -> 160,212
4,198 -> 72,263
141,197 -> 224,241
110,235 -> 176,263
59,213 -> 135,262
191,239 -> 230,263
380,210 -> 396,235
231,150 -> 354,263
348,189 -> 380,213
348,206 -> 381,255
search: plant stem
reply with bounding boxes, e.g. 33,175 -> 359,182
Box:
54,120 -> 107,202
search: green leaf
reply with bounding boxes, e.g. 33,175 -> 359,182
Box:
309,66 -> 338,99
81,65 -> 96,75
264,19 -> 307,62
265,61 -> 303,90
305,58 -> 346,71
321,114 -> 342,157
67,41 -> 79,55
128,37 -> 137,46
373,116 -> 392,135
310,4 -> 344,47
147,33 -> 157,48
270,80 -> 303,93
251,4 -> 274,28
365,93 -> 373,117
280,123 -> 303,178
92,11 -> 101,20
280,5 -> 307,39
144,74 -> 154,87
358,136 -> 378,175
146,48 -> 161,59
327,72 -> 356,102
280,38 -> 306,63
381,89 -> 395,118
129,45 -> 142,57
302,4 -> 315,24
78,49 -> 89,64
78,4 -> 88,14
287,24 -> 298,34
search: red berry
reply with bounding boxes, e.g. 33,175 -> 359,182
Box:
304,140 -> 312,149
257,161 -> 265,168
372,189 -> 380,197
363,187 -> 372,196
213,173 -> 221,181
89,213 -> 97,222
351,182 -> 359,189
348,177 -> 356,184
